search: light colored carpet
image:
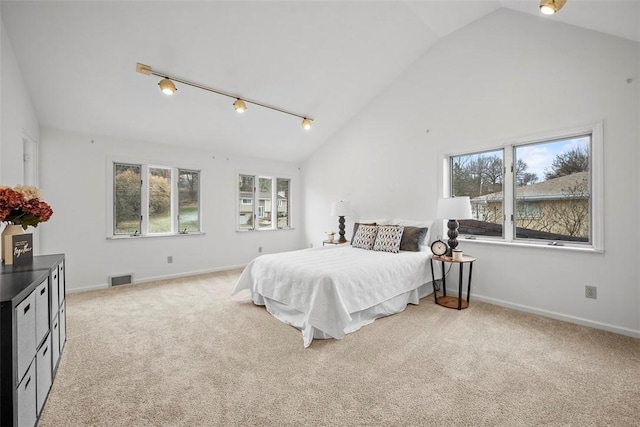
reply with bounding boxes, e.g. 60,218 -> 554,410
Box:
40,269 -> 639,426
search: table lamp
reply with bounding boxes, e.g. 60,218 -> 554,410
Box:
330,201 -> 353,243
436,196 -> 472,256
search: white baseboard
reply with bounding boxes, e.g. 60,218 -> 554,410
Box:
67,264 -> 247,294
446,289 -> 640,339
67,283 -> 110,294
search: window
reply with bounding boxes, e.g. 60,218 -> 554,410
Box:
514,136 -> 591,243
515,201 -> 541,219
238,175 -> 254,230
114,163 -> 142,235
447,123 -> 602,249
148,167 -> 171,233
237,174 -> 291,230
451,149 -> 504,237
276,178 -> 290,229
112,162 -> 201,236
178,170 -> 200,233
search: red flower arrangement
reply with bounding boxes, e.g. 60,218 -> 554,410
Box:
0,185 -> 53,229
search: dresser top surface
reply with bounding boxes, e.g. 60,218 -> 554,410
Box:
0,254 -> 64,303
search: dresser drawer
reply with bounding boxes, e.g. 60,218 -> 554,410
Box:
58,261 -> 65,307
35,279 -> 49,346
59,300 -> 66,353
17,359 -> 36,427
36,333 -> 52,415
51,314 -> 60,371
16,292 -> 36,383
50,266 -> 59,321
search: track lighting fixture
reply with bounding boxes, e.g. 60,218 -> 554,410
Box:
233,99 -> 247,113
136,63 -> 313,130
158,78 -> 177,95
539,0 -> 566,15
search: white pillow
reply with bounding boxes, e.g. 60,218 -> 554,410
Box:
388,219 -> 433,251
373,225 -> 404,253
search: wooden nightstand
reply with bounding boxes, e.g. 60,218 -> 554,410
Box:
323,240 -> 348,246
430,254 -> 476,310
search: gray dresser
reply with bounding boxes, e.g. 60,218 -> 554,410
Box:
0,254 -> 66,427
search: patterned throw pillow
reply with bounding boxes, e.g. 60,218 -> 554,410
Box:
373,225 -> 404,253
351,222 -> 376,244
351,225 -> 378,250
399,226 -> 428,252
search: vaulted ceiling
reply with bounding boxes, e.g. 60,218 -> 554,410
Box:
2,1 -> 638,163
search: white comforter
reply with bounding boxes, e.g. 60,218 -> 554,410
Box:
232,245 -> 431,346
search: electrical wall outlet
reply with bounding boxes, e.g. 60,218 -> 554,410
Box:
258,246 -> 262,253
167,256 -> 173,264
585,285 -> 597,299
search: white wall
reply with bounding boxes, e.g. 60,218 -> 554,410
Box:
0,17 -> 40,186
302,9 -> 640,336
38,127 -> 306,291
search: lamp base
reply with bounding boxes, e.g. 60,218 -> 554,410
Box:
337,216 -> 347,243
446,219 -> 459,255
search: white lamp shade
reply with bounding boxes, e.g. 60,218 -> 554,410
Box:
331,200 -> 352,216
436,197 -> 473,220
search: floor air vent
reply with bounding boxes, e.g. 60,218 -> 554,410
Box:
109,274 -> 133,287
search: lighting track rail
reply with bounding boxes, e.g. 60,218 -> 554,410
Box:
136,63 -> 313,130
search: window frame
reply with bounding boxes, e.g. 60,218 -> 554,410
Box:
107,159 -> 203,238
442,122 -> 603,252
450,147 -> 506,240
236,172 -> 293,231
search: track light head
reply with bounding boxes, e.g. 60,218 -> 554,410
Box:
540,0 -> 566,15
233,99 -> 247,113
301,118 -> 313,130
158,78 -> 177,95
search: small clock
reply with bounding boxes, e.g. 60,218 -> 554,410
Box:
430,238 -> 448,257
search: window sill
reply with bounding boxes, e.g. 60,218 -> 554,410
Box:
236,227 -> 295,232
107,232 -> 205,240
458,237 -> 604,254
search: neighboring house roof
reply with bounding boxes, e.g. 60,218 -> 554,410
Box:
472,172 -> 589,203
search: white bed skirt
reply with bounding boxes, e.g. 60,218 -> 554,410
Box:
252,281 -> 434,347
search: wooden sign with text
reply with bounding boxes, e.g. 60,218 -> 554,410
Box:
8,233 -> 33,266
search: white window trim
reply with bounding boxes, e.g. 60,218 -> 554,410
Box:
106,158 -> 203,239
441,122 -> 603,252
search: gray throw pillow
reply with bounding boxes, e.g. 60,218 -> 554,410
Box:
399,226 -> 428,252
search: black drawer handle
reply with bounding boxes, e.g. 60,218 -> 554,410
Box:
23,303 -> 30,314
25,376 -> 31,389
53,321 -> 58,329
54,274 -> 57,279
40,287 -> 46,295
43,346 -> 48,356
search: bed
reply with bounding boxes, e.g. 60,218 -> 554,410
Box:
232,220 -> 435,347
